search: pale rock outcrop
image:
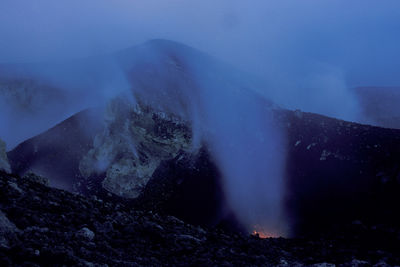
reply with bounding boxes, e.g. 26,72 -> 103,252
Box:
79,96 -> 193,198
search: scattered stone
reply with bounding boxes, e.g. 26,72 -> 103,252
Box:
24,226 -> 49,233
176,234 -> 202,244
279,258 -> 289,266
312,263 -> 336,267
22,171 -> 50,186
76,227 -> 95,241
348,259 -> 370,266
8,181 -> 23,194
0,161 -> 399,266
307,143 -> 317,150
320,150 -> 331,161
0,210 -> 18,248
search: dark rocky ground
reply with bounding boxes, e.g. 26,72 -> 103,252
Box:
0,171 -> 399,266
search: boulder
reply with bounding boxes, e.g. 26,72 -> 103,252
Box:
76,227 -> 95,241
22,171 -> 49,186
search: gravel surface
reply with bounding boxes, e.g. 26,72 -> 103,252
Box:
0,171 -> 399,266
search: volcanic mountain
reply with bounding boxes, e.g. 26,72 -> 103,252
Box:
1,40 -> 400,243
3,40 -> 400,239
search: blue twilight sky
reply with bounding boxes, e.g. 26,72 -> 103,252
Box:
0,0 -> 399,87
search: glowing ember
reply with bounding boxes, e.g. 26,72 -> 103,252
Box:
252,230 -> 270,239
251,225 -> 279,238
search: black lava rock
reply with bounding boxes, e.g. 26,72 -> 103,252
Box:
0,171 -> 399,266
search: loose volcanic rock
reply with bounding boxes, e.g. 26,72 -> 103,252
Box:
22,171 -> 49,186
0,171 -> 399,266
76,227 -> 95,241
0,210 -> 19,248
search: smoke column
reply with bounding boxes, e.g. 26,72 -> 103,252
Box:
123,41 -> 289,235
197,81 -> 288,236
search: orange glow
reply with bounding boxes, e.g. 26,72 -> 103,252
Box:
252,230 -> 270,239
251,225 -> 280,238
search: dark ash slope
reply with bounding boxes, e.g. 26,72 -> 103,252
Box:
1,171 -> 399,266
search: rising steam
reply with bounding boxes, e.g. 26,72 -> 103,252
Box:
1,0 -> 399,236
116,40 -> 289,235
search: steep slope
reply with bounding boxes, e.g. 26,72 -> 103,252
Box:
277,109 -> 400,235
7,109 -> 103,190
354,86 -> 400,129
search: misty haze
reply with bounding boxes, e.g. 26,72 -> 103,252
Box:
0,1 -> 400,266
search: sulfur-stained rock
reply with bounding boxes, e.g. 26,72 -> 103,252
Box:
79,97 -> 193,198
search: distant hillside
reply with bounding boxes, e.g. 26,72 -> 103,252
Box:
354,86 -> 400,129
0,39 -> 266,149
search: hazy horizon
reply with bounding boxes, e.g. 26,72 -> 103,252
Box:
0,1 -> 399,87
